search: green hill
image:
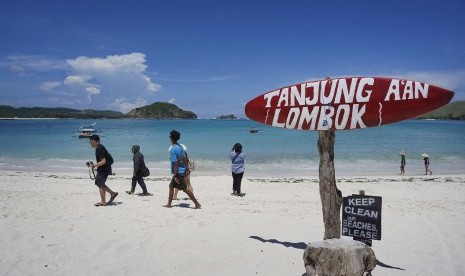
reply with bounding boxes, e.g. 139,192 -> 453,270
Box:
0,102 -> 197,119
216,114 -> 237,120
126,102 -> 197,119
0,105 -> 124,119
417,101 -> 465,120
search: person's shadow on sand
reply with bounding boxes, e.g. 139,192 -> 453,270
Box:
177,203 -> 193,208
249,235 -> 307,249
106,201 -> 123,206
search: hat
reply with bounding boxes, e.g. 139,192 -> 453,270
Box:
421,153 -> 429,158
400,151 -> 405,156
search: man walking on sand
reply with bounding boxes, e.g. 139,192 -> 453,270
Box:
88,135 -> 118,206
163,130 -> 201,209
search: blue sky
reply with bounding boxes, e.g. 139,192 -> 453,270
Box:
1,0 -> 464,118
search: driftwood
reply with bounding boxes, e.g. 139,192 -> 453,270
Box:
318,130 -> 343,239
303,239 -> 377,276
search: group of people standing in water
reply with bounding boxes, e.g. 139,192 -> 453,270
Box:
86,129 -> 246,208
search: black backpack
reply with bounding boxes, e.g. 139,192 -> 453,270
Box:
106,152 -> 114,165
105,148 -> 114,175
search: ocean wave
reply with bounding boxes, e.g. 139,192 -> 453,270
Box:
1,156 -> 464,177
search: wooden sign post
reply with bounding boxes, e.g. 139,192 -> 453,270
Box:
245,77 -> 453,239
317,130 -> 342,239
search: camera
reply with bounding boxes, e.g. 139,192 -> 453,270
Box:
86,161 -> 94,166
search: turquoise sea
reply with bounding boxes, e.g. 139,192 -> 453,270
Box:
0,119 -> 464,177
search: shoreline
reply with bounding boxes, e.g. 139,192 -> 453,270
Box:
1,156 -> 463,178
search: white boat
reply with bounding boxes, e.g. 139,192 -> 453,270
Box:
77,123 -> 98,138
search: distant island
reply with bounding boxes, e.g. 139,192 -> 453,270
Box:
1,101 -> 464,120
0,102 -> 197,119
216,114 -> 237,120
126,102 -> 197,119
416,101 -> 465,120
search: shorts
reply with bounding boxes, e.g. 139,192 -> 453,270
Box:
95,173 -> 108,188
169,174 -> 187,190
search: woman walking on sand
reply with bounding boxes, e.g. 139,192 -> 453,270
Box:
229,143 -> 245,196
126,145 -> 150,196
421,153 -> 432,175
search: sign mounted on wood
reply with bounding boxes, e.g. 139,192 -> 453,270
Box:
245,77 -> 454,131
342,195 -> 382,241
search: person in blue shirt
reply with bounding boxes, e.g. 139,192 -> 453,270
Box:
171,143 -> 193,200
229,143 -> 246,196
163,130 -> 201,209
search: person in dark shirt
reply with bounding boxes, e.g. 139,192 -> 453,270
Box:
400,151 -> 406,175
88,135 -> 118,206
126,145 -> 149,196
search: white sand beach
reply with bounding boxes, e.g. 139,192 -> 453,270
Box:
1,170 -> 464,275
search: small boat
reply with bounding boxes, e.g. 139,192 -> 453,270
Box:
76,123 -> 98,138
248,127 -> 261,133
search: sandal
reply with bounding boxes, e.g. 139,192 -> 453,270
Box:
94,202 -> 106,207
108,192 -> 118,203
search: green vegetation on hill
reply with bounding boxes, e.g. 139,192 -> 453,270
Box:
0,105 -> 123,119
417,101 -> 465,120
126,102 -> 197,119
216,114 -> 237,119
0,102 -> 198,119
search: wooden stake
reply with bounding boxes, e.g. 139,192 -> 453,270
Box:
318,130 -> 343,239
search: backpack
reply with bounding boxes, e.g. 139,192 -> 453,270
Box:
106,152 -> 114,165
140,165 -> 150,177
139,155 -> 150,177
175,144 -> 195,172
105,148 -> 114,175
185,152 -> 195,172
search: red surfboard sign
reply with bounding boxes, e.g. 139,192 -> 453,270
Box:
245,77 -> 454,131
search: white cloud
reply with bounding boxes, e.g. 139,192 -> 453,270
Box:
168,98 -> 176,104
67,52 -> 148,74
64,52 -> 161,110
107,98 -> 147,113
144,75 -> 161,92
40,81 -> 62,92
64,75 -> 93,85
85,86 -> 101,95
